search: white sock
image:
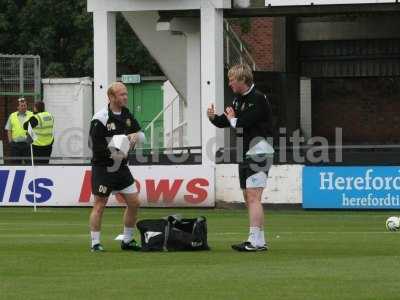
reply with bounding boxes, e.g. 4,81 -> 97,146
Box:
91,231 -> 100,247
257,230 -> 266,247
247,227 -> 260,246
123,226 -> 134,243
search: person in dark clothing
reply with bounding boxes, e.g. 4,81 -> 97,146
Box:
23,101 -> 54,165
207,64 -> 274,252
88,82 -> 145,252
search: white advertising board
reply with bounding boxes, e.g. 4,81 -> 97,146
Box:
216,164 -> 303,204
265,0 -> 396,6
0,165 -> 215,207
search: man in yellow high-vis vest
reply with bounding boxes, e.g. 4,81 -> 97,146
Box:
4,98 -> 33,164
23,101 -> 54,165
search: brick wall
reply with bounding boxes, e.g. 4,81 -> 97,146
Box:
312,78 -> 400,145
230,17 -> 274,71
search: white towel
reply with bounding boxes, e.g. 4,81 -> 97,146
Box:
246,139 -> 274,157
108,135 -> 131,157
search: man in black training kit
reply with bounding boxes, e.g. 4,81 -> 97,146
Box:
207,64 -> 274,252
89,82 -> 145,252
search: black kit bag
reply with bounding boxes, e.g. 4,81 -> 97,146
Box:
136,215 -> 210,251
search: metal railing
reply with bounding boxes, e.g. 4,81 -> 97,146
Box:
144,94 -> 186,149
223,19 -> 257,71
0,54 -> 41,100
165,120 -> 187,149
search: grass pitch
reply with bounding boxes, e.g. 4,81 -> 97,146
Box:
1,208 -> 400,300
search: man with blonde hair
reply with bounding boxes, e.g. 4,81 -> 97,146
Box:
207,64 -> 274,251
89,82 -> 145,252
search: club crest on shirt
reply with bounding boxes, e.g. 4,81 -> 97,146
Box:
107,122 -> 116,131
233,98 -> 239,110
126,118 -> 131,127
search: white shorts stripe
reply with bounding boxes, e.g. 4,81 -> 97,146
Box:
246,171 -> 267,188
112,183 -> 138,195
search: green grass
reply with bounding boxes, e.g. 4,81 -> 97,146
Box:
1,208 -> 400,300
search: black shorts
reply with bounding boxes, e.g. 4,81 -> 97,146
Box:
238,156 -> 272,189
91,165 -> 134,197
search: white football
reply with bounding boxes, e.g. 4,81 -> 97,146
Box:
386,216 -> 400,231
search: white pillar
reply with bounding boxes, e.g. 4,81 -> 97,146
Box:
200,0 -> 224,166
93,11 -> 116,112
186,31 -> 201,147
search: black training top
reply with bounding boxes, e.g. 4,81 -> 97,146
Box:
210,85 -> 273,156
89,105 -> 141,167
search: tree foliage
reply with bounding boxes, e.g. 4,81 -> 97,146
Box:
0,0 -> 162,77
